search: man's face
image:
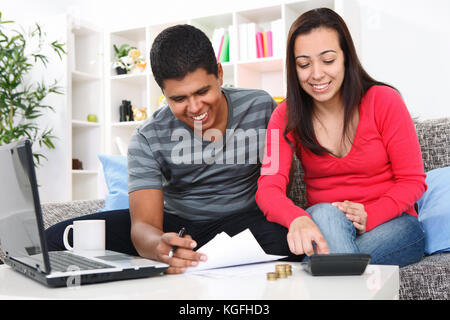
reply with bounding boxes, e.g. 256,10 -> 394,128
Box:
162,65 -> 227,134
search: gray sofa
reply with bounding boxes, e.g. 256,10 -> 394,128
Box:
1,118 -> 449,299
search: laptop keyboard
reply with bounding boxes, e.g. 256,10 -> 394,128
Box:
48,251 -> 114,272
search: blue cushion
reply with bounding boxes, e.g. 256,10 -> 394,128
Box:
418,166 -> 450,255
97,154 -> 129,212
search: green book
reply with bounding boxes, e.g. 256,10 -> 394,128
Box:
219,33 -> 230,63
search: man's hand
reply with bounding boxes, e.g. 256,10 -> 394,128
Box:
157,232 -> 207,274
129,189 -> 206,274
287,216 -> 330,256
332,201 -> 367,234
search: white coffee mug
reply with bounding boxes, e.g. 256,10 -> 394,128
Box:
63,220 -> 105,251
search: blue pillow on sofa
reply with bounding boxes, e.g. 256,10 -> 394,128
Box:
98,154 -> 129,212
417,166 -> 450,255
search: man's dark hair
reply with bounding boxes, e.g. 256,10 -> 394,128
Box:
150,24 -> 218,90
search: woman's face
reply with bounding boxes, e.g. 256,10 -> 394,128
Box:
294,27 -> 345,108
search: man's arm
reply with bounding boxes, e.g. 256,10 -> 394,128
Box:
129,189 -> 207,273
129,189 -> 165,261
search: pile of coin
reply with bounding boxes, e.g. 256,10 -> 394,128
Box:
266,264 -> 292,281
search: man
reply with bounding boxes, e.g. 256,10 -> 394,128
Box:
46,25 -> 299,273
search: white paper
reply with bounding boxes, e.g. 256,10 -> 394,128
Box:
186,229 -> 286,273
190,261 -> 279,279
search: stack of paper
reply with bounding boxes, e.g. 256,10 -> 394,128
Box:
187,229 -> 286,272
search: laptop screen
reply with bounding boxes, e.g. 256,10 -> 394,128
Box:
0,140 -> 49,273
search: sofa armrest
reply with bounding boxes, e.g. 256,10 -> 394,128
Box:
41,199 -> 106,229
415,117 -> 450,172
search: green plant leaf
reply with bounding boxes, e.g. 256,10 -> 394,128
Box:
0,13 -> 66,169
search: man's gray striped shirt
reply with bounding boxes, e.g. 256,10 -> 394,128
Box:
127,87 -> 277,222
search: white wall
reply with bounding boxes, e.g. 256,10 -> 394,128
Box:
357,0 -> 450,120
0,5 -> 70,203
1,0 -> 449,202
4,0 -> 450,120
33,15 -> 71,203
0,0 -> 289,28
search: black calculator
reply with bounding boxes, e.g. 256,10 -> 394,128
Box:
301,253 -> 371,276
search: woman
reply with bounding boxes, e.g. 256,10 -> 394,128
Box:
255,8 -> 426,267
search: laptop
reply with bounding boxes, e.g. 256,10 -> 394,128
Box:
0,140 -> 168,287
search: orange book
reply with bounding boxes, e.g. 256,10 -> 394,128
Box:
262,31 -> 268,57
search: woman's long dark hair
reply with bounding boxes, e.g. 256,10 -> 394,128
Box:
285,8 -> 394,156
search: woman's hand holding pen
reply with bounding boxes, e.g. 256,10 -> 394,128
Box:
156,230 -> 207,274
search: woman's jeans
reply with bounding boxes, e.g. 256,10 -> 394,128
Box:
305,203 -> 425,267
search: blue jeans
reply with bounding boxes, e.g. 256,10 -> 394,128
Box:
305,203 -> 425,267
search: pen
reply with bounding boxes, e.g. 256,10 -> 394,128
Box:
168,227 -> 186,258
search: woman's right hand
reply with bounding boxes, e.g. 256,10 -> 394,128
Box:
287,216 -> 330,256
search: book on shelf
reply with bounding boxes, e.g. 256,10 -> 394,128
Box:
261,31 -> 273,58
218,33 -> 230,63
212,28 -> 225,61
239,21 -> 280,61
266,30 -> 273,57
238,23 -> 248,61
261,31 -> 268,58
212,27 -> 231,63
247,23 -> 257,60
271,19 -> 283,58
255,32 -> 264,58
228,25 -> 235,63
217,34 -> 224,61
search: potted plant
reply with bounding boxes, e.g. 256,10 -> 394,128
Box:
112,43 -> 136,74
128,48 -> 146,73
0,12 -> 66,165
112,44 -> 146,75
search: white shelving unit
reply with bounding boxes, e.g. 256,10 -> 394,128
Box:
59,0 -> 360,201
102,0 -> 357,158
67,17 -> 104,200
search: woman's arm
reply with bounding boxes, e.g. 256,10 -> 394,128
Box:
256,103 -> 329,255
364,86 -> 427,231
256,102 -> 310,228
